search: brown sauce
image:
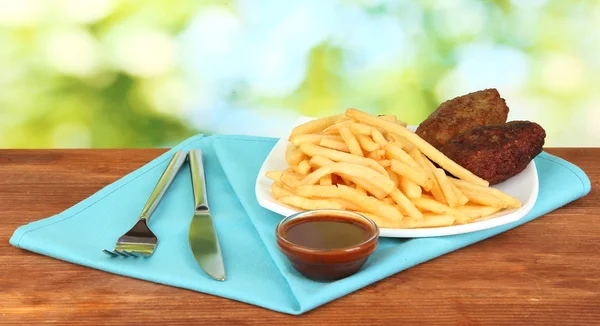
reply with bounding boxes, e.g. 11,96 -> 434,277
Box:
282,217 -> 371,250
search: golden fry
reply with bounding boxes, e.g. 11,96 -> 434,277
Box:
309,155 -> 334,168
377,115 -> 396,122
280,170 -> 302,188
351,211 -> 405,229
428,181 -> 447,205
377,159 -> 392,168
371,128 -> 388,148
389,188 -> 423,219
288,114 -> 343,140
417,153 -> 448,204
337,185 -> 403,221
349,122 -> 373,135
265,170 -> 282,182
322,123 -> 342,135
277,195 -> 344,210
320,138 -> 350,152
285,144 -> 306,167
297,159 -> 311,176
334,199 -> 364,211
346,108 -> 489,186
390,159 -> 431,190
356,134 -> 380,152
291,134 -> 343,146
271,181 -> 294,198
401,214 -> 455,228
386,168 -> 400,188
319,175 -> 332,186
340,175 -> 354,186
367,149 -> 386,161
410,197 -> 469,223
399,176 -> 422,199
408,147 -> 425,166
338,125 -> 364,157
456,204 -> 502,219
297,185 -> 403,221
337,173 -> 389,199
298,143 -> 388,177
382,197 -> 394,205
433,168 -> 459,207
459,188 -> 509,208
295,185 -> 339,198
452,183 -> 469,206
301,162 -> 394,196
395,120 -> 408,127
323,122 -> 372,135
355,185 -> 367,195
388,134 -> 415,151
450,178 -> 522,208
376,115 -> 408,127
384,142 -> 425,173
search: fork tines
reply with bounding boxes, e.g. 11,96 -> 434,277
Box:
103,249 -> 142,258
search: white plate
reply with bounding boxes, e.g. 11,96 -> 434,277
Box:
255,117 -> 539,238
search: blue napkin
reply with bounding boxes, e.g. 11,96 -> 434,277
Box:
10,135 -> 591,315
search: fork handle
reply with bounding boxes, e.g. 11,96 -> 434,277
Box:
189,150 -> 209,211
139,151 -> 188,221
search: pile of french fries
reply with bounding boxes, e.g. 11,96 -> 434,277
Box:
265,108 -> 522,229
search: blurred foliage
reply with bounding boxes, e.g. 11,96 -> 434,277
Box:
0,0 -> 212,147
0,0 -> 598,148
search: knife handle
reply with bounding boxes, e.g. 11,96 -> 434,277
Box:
189,150 -> 209,211
139,150 -> 187,221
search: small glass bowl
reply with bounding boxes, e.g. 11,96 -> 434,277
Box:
275,209 -> 379,281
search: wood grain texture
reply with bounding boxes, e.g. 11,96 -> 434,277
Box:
1,148 -> 598,325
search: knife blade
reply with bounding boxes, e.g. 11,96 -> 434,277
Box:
188,149 -> 226,281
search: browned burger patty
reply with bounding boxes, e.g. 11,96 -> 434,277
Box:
416,88 -> 509,149
439,121 -> 546,185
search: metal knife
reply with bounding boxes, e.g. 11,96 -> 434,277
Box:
188,149 -> 226,281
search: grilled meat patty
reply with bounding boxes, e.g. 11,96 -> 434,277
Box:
439,121 -> 546,185
416,88 -> 509,149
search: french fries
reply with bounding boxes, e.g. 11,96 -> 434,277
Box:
289,115 -> 344,140
338,125 -> 364,156
346,108 -> 489,187
319,175 -> 332,186
280,170 -> 302,188
309,155 -> 334,168
450,178 -> 521,208
285,144 -> 305,167
433,168 -> 458,207
278,195 -> 344,210
320,138 -> 350,152
399,176 -> 422,199
291,134 -> 343,146
267,108 -> 523,230
356,134 -> 380,152
296,159 -> 311,176
390,159 -> 431,190
265,170 -> 282,182
456,204 -> 502,219
371,128 -> 388,148
272,182 -> 294,198
299,143 -> 388,176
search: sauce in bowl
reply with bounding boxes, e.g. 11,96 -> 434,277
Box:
276,210 -> 379,281
283,218 -> 372,250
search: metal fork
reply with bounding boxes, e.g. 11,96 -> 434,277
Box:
103,151 -> 187,257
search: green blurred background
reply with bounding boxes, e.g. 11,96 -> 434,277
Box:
0,0 -> 598,148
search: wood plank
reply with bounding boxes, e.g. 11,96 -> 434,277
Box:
0,148 -> 598,325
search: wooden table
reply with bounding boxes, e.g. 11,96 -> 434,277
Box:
1,148 -> 598,325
